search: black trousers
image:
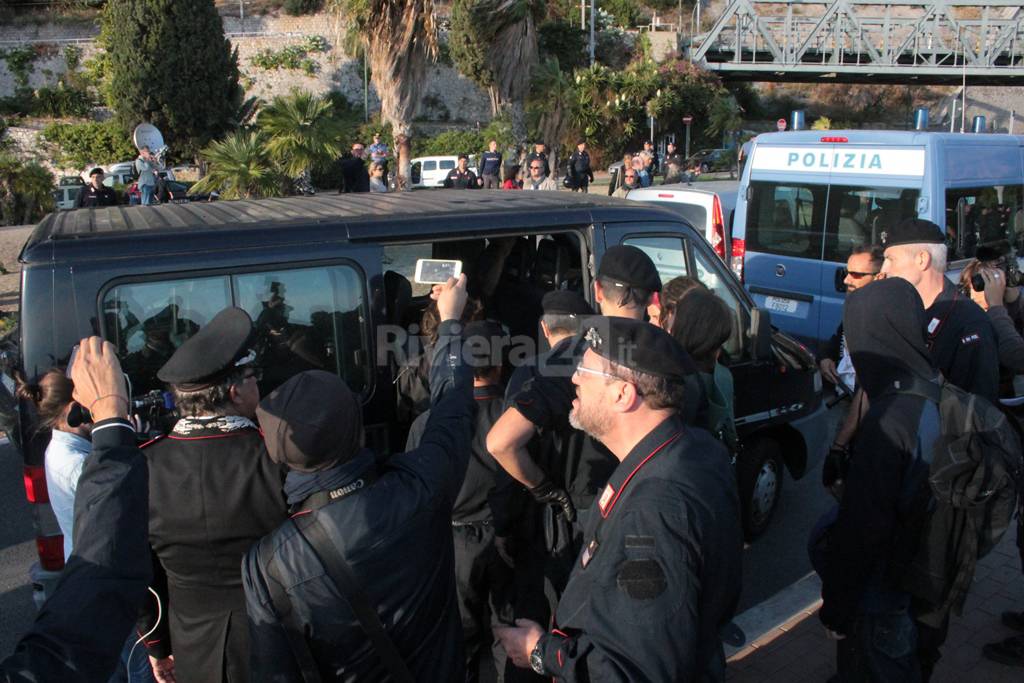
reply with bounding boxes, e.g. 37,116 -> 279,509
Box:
453,522 -> 515,683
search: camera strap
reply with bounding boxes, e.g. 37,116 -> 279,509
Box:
264,465 -> 414,683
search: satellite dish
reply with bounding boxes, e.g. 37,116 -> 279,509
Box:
133,123 -> 165,152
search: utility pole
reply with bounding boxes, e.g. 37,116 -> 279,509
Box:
239,0 -> 244,27
581,0 -> 586,30
364,57 -> 369,123
589,0 -> 596,66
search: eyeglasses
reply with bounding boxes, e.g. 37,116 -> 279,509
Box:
530,165 -> 543,170
574,363 -> 620,381
625,173 -> 636,178
353,147 -> 365,153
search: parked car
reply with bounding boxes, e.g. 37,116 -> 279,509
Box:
686,148 -> 736,175
52,184 -> 82,211
410,155 -> 478,188
14,193 -> 827,603
625,180 -> 739,263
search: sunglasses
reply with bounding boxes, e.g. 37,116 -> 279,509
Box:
625,174 -> 636,178
530,165 -> 543,170
842,268 -> 879,279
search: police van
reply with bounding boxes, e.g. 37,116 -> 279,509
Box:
732,130 -> 1024,354
13,193 -> 827,598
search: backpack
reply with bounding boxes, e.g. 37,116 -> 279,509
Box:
895,377 -> 1023,623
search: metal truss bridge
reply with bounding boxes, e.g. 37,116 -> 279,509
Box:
691,0 -> 1024,85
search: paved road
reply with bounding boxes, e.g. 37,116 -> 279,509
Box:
0,441 -> 39,660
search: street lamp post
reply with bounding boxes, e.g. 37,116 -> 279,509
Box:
589,0 -> 596,66
683,114 -> 693,159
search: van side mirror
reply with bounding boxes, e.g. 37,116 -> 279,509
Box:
749,306 -> 773,360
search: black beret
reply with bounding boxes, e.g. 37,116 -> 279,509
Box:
598,245 -> 662,293
89,167 -> 104,177
583,317 -> 694,381
542,290 -> 593,317
157,307 -> 256,388
880,218 -> 945,248
258,370 -> 362,472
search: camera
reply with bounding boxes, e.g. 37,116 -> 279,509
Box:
970,241 -> 1022,292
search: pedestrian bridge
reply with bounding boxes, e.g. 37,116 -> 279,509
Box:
690,0 -> 1024,85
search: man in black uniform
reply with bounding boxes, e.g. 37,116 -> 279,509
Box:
138,308 -> 287,683
478,140 -> 503,189
495,318 -> 743,681
405,319 -> 519,681
445,154 -> 479,189
75,167 -> 118,208
339,143 -> 370,193
242,276 -> 473,681
879,217 -> 999,678
662,141 -> 683,178
880,217 -> 999,402
567,141 -> 594,193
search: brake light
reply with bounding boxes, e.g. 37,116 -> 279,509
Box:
731,238 -> 746,282
23,465 -> 49,504
657,193 -> 674,198
820,136 -> 848,143
36,536 -> 65,571
711,195 -> 726,260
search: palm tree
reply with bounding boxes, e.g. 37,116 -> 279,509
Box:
191,131 -> 284,200
479,0 -> 544,143
258,90 -> 346,183
328,0 -> 437,191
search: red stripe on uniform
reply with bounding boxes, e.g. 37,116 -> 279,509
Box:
600,432 -> 682,518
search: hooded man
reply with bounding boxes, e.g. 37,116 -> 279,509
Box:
820,277 -> 941,682
242,275 -> 474,682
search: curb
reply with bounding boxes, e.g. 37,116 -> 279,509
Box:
726,571 -> 823,661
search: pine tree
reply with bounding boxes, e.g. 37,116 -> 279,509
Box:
102,0 -> 242,159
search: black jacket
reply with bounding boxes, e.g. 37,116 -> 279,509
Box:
444,168 -> 478,189
1,420 -> 151,683
139,417 -> 288,683
242,319 -> 474,682
535,416 -> 743,681
925,279 -> 999,402
821,278 -> 939,633
339,156 -> 370,193
568,150 -> 594,183
75,184 -> 118,208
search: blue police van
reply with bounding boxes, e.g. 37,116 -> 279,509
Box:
731,130 -> 1024,354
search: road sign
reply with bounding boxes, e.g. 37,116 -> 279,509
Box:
777,118 -> 788,131
682,115 -> 693,125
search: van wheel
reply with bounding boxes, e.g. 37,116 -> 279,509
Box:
737,438 -> 784,540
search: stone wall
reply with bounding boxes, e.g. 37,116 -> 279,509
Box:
0,11 -> 492,125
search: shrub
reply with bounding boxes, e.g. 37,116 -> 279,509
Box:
283,0 -> 322,15
40,120 -> 138,168
414,129 -> 485,158
249,36 -> 329,76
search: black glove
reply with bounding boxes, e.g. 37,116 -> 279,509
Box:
530,479 -> 576,523
822,443 -> 850,490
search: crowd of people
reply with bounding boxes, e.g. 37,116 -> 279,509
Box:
5,214 -> 1024,683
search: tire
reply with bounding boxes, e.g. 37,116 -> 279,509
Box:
736,438 -> 784,540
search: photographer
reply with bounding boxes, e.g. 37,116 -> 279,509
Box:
1,338 -> 151,682
961,258 -> 1024,372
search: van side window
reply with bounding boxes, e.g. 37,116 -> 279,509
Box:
946,184 -> 1024,261
423,161 -> 437,171
440,160 -> 455,170
622,236 -> 688,283
103,276 -> 233,394
746,182 -> 821,258
691,243 -> 746,359
102,264 -> 369,398
822,186 -> 919,263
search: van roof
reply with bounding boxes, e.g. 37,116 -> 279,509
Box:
23,191 -> 672,263
753,130 -> 1024,146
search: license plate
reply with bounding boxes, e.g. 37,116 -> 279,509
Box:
764,296 -> 798,314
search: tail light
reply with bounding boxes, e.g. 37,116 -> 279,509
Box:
711,195 -> 726,260
23,465 -> 49,504
731,238 -> 746,282
36,536 -> 65,572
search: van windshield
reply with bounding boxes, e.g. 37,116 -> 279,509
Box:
746,181 -> 920,263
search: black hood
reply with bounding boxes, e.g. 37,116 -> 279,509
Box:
843,277 -> 936,399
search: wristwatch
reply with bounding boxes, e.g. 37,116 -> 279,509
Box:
529,640 -> 545,675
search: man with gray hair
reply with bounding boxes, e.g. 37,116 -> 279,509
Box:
878,217 -> 999,680
138,307 -> 288,683
880,217 -> 998,402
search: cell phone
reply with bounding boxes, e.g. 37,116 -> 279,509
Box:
414,258 -> 463,285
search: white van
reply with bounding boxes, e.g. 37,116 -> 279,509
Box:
410,155 -> 478,189
625,180 -> 739,262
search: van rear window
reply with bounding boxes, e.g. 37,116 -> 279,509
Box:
945,184 -> 1024,261
102,264 -> 369,399
747,181 -> 920,263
